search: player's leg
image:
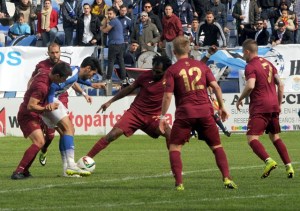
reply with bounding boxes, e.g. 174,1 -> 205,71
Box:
11,128 -> 45,180
247,113 -> 277,178
269,133 -> 294,178
87,110 -> 139,157
87,127 -> 123,158
57,116 -> 90,176
168,119 -> 192,190
39,124 -> 55,166
200,116 -> 237,189
267,113 -> 294,178
213,113 -> 231,137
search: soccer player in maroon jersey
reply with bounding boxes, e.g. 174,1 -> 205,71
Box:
236,39 -> 294,179
159,36 -> 237,191
11,63 -> 72,180
86,56 -> 173,158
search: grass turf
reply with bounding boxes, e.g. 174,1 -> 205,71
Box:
0,132 -> 299,210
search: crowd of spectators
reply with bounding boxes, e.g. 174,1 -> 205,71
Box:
0,0 -> 300,62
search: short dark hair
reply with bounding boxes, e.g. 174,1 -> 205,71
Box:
119,5 -> 127,9
152,55 -> 172,72
83,3 -> 91,8
108,7 -> 117,14
52,62 -> 72,77
81,56 -> 102,75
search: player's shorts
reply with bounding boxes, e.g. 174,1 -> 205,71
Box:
41,100 -> 69,128
17,113 -> 42,138
247,112 -> 281,135
114,110 -> 160,138
170,115 -> 221,147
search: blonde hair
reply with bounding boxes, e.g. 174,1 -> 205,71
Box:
173,36 -> 190,56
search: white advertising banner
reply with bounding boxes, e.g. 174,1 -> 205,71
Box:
1,94 -> 300,137
0,46 -> 96,91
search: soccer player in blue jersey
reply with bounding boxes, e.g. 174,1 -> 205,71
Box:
41,56 -> 106,177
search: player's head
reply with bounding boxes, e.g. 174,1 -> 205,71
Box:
47,42 -> 61,64
80,56 -> 102,80
173,36 -> 190,58
152,55 -> 172,81
51,62 -> 72,83
242,39 -> 258,63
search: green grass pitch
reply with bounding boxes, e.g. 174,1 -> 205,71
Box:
0,132 -> 299,210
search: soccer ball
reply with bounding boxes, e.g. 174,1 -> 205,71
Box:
77,156 -> 96,172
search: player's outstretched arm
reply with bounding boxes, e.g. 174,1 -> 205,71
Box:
91,82 -> 106,89
200,45 -> 218,63
96,83 -> 137,113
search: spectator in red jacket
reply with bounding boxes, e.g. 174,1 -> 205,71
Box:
160,4 -> 183,63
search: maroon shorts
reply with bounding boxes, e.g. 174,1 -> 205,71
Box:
114,110 -> 160,138
170,115 -> 221,147
17,113 -> 42,138
247,112 -> 281,135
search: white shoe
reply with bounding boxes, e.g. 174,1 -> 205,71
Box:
66,166 -> 91,177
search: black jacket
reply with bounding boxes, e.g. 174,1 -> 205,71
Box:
271,29 -> 294,44
76,14 -> 101,45
243,27 -> 270,45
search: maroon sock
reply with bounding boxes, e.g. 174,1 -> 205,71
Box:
169,151 -> 183,186
213,147 -> 230,179
87,137 -> 110,158
15,144 -> 40,173
273,139 -> 291,165
249,139 -> 269,161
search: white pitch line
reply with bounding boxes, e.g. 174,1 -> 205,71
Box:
0,162 -> 299,194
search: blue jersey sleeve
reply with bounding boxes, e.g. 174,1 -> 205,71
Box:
77,78 -> 92,86
47,83 -> 61,103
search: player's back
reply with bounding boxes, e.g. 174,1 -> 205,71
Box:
130,71 -> 164,115
165,58 -> 215,119
246,57 -> 279,114
19,72 -> 51,116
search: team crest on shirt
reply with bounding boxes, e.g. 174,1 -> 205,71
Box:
185,61 -> 190,66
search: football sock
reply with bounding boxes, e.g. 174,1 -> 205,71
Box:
273,138 -> 291,165
62,135 -> 76,168
87,137 -> 110,158
213,147 -> 230,178
169,151 -> 183,186
214,113 -> 227,132
249,139 -> 269,161
59,137 -> 68,173
15,144 -> 40,173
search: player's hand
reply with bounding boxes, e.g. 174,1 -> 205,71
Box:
84,95 -> 92,104
207,45 -> 218,56
218,108 -> 229,122
159,118 -> 168,134
236,99 -> 243,111
97,102 -> 111,113
45,102 -> 59,111
91,82 -> 106,89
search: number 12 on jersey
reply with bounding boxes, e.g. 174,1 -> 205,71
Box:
179,67 -> 205,92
